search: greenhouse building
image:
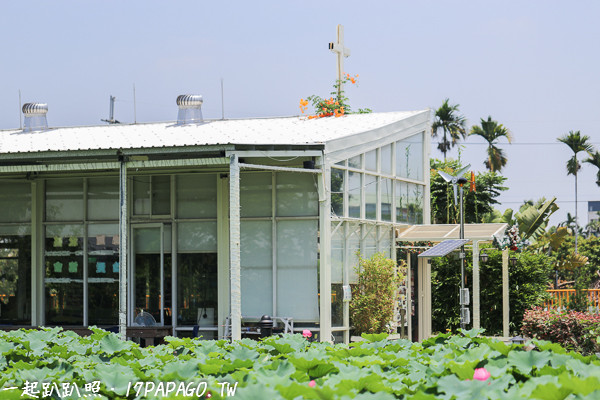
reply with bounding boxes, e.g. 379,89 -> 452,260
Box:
0,98 -> 430,343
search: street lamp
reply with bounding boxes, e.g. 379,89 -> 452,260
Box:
479,251 -> 489,263
509,256 -> 518,267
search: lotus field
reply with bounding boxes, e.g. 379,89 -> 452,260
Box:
0,327 -> 599,399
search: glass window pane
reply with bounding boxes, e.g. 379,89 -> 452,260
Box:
331,224 -> 343,284
87,224 -> 119,325
46,179 -> 83,222
241,221 -> 272,316
240,173 -> 272,218
396,181 -> 409,224
363,226 -> 377,259
276,220 -> 318,321
45,224 -> 84,325
0,232 -> 31,325
365,175 -> 377,220
177,253 -> 218,326
0,182 -> 31,223
381,178 -> 392,222
348,154 -> 362,169
335,160 -> 346,167
133,176 -> 150,215
152,176 -> 171,215
331,169 -> 344,217
348,172 -> 361,219
134,226 -> 172,253
177,222 -> 217,252
176,174 -> 217,219
276,173 -> 318,217
381,145 -> 392,175
88,177 -> 119,221
407,183 -> 424,224
332,283 -> 343,327
378,227 -> 392,258
396,132 -> 424,181
365,150 -> 377,172
348,229 -> 360,284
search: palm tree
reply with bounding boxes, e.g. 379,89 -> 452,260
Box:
432,99 -> 466,161
469,116 -> 513,172
584,150 -> 600,187
557,130 -> 593,253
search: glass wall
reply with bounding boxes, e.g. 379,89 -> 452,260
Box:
330,131 -> 426,224
240,172 -> 319,322
0,181 -> 32,325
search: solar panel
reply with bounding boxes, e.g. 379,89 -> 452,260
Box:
418,239 -> 470,258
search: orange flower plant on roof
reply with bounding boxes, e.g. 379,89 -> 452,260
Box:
299,73 -> 371,119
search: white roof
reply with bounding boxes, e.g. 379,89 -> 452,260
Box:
0,111 -> 426,155
396,223 -> 508,242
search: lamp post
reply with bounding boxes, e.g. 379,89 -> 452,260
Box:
457,176 -> 468,330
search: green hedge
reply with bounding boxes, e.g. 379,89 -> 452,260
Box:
432,249 -> 552,335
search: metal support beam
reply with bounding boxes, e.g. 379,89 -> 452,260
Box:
317,158 -> 332,343
118,159 -> 128,340
229,154 -> 242,341
502,249 -> 509,337
472,240 -> 480,329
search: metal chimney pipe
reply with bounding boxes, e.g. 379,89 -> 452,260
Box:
176,94 -> 204,125
22,103 -> 48,132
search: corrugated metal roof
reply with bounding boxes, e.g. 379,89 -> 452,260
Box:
396,223 -> 508,242
0,111 -> 425,155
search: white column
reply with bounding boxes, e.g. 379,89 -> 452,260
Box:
318,158 -> 332,342
229,155 -> 242,341
118,159 -> 128,340
502,249 -> 509,338
472,240 -> 480,329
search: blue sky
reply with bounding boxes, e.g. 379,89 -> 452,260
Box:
1,1 -> 599,226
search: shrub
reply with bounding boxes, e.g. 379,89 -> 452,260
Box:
521,307 -> 600,355
350,253 -> 400,335
431,248 -> 552,335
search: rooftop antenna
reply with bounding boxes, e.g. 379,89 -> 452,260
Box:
221,78 -> 225,120
438,164 -> 471,330
18,90 -> 22,129
101,95 -> 120,124
133,84 -> 137,124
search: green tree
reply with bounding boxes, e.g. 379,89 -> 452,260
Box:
430,159 -> 507,224
469,116 -> 513,172
584,150 -> 600,187
557,131 -> 593,253
431,99 -> 466,161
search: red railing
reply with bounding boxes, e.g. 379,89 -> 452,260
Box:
545,289 -> 600,310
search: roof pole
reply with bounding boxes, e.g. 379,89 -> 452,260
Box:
457,177 -> 468,330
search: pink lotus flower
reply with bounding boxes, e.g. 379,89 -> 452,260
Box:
302,329 -> 312,338
473,368 -> 491,381
308,380 -> 316,387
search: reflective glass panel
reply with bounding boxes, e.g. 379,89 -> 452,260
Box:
381,178 -> 392,222
45,224 -> 84,325
381,144 -> 392,175
177,222 -> 217,252
46,179 -> 83,222
176,174 -> 217,219
276,220 -> 318,321
396,132 -> 424,181
177,253 -> 218,326
133,176 -> 151,215
365,149 -> 377,172
407,183 -> 424,224
87,224 -> 119,325
276,173 -> 318,217
348,172 -> 361,218
364,175 -> 377,220
0,230 -> 31,325
240,173 -> 272,218
0,182 -> 31,223
241,221 -> 272,316
152,176 -> 171,215
88,177 -> 119,221
348,154 -> 362,169
396,181 -> 409,224
331,169 -> 344,217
